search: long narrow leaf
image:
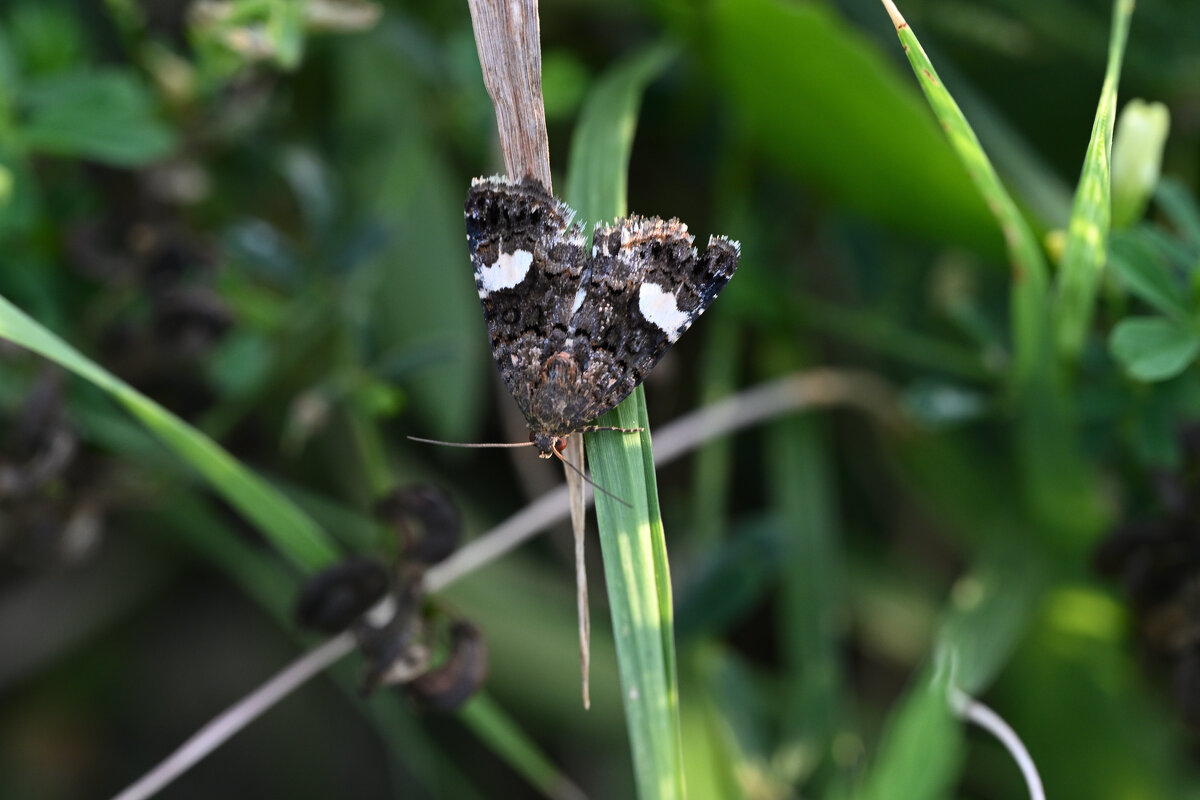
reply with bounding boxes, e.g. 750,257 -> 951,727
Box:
769,416 -> 843,745
859,663 -> 964,800
1054,0 -> 1136,358
564,44 -> 686,800
458,695 -> 589,800
884,0 -> 1105,545
0,293 -> 337,570
884,0 -> 1048,387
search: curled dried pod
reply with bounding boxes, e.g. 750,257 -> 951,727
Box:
357,578 -> 428,694
374,485 -> 461,566
407,621 -> 488,712
294,557 -> 390,634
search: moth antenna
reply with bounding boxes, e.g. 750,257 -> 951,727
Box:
550,446 -> 632,509
407,436 -> 534,449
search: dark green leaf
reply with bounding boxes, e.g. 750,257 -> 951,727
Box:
675,517 -> 784,643
1109,231 -> 1190,320
20,69 -> 175,165
704,0 -> 999,253
1155,177 -> 1200,248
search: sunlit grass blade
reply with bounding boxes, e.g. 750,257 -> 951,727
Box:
935,542 -> 1046,695
565,43 -> 686,800
882,0 -> 1106,545
859,660 -> 964,800
882,0 -> 1048,387
0,293 -> 337,570
1054,0 -> 1136,359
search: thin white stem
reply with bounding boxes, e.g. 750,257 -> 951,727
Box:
951,688 -> 1045,800
113,367 -> 899,800
880,0 -> 906,30
427,368 -> 900,590
111,633 -> 355,800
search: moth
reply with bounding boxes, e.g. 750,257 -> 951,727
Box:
463,175 -> 740,457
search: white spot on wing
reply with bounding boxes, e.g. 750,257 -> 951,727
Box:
638,282 -> 690,342
478,249 -> 533,293
571,287 -> 587,316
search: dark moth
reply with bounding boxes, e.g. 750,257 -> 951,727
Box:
465,175 -> 740,456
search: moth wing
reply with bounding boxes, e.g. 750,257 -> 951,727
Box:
465,176 -> 586,420
565,216 -> 740,422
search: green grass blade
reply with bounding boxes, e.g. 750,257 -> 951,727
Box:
0,292 -> 337,570
458,695 -> 587,800
586,394 -> 684,800
935,542 -> 1046,695
887,2 -> 1106,545
566,44 -> 677,222
1054,0 -> 1136,358
565,43 -> 686,800
888,4 -> 1048,388
859,662 -> 964,800
769,416 -> 843,746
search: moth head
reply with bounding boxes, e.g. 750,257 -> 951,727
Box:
529,431 -> 567,458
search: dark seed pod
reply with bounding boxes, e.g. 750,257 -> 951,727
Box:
153,287 -> 234,357
407,621 -> 488,712
359,622 -> 429,695
374,485 -> 461,566
294,557 -> 390,634
357,578 -> 427,694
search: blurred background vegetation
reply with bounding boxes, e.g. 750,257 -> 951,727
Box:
1,0 -> 1200,797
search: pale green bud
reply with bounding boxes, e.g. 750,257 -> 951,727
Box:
1111,99 -> 1170,229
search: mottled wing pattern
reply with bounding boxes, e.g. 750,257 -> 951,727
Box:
566,216 -> 740,423
465,176 -> 585,422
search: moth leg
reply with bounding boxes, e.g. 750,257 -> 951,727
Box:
580,425 -> 644,435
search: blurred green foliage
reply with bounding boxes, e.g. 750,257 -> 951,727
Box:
2,0 -> 1200,799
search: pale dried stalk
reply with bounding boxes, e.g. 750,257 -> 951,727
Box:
565,434 -> 590,708
466,0 -> 551,187
951,688 -> 1045,800
465,0 -> 594,707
